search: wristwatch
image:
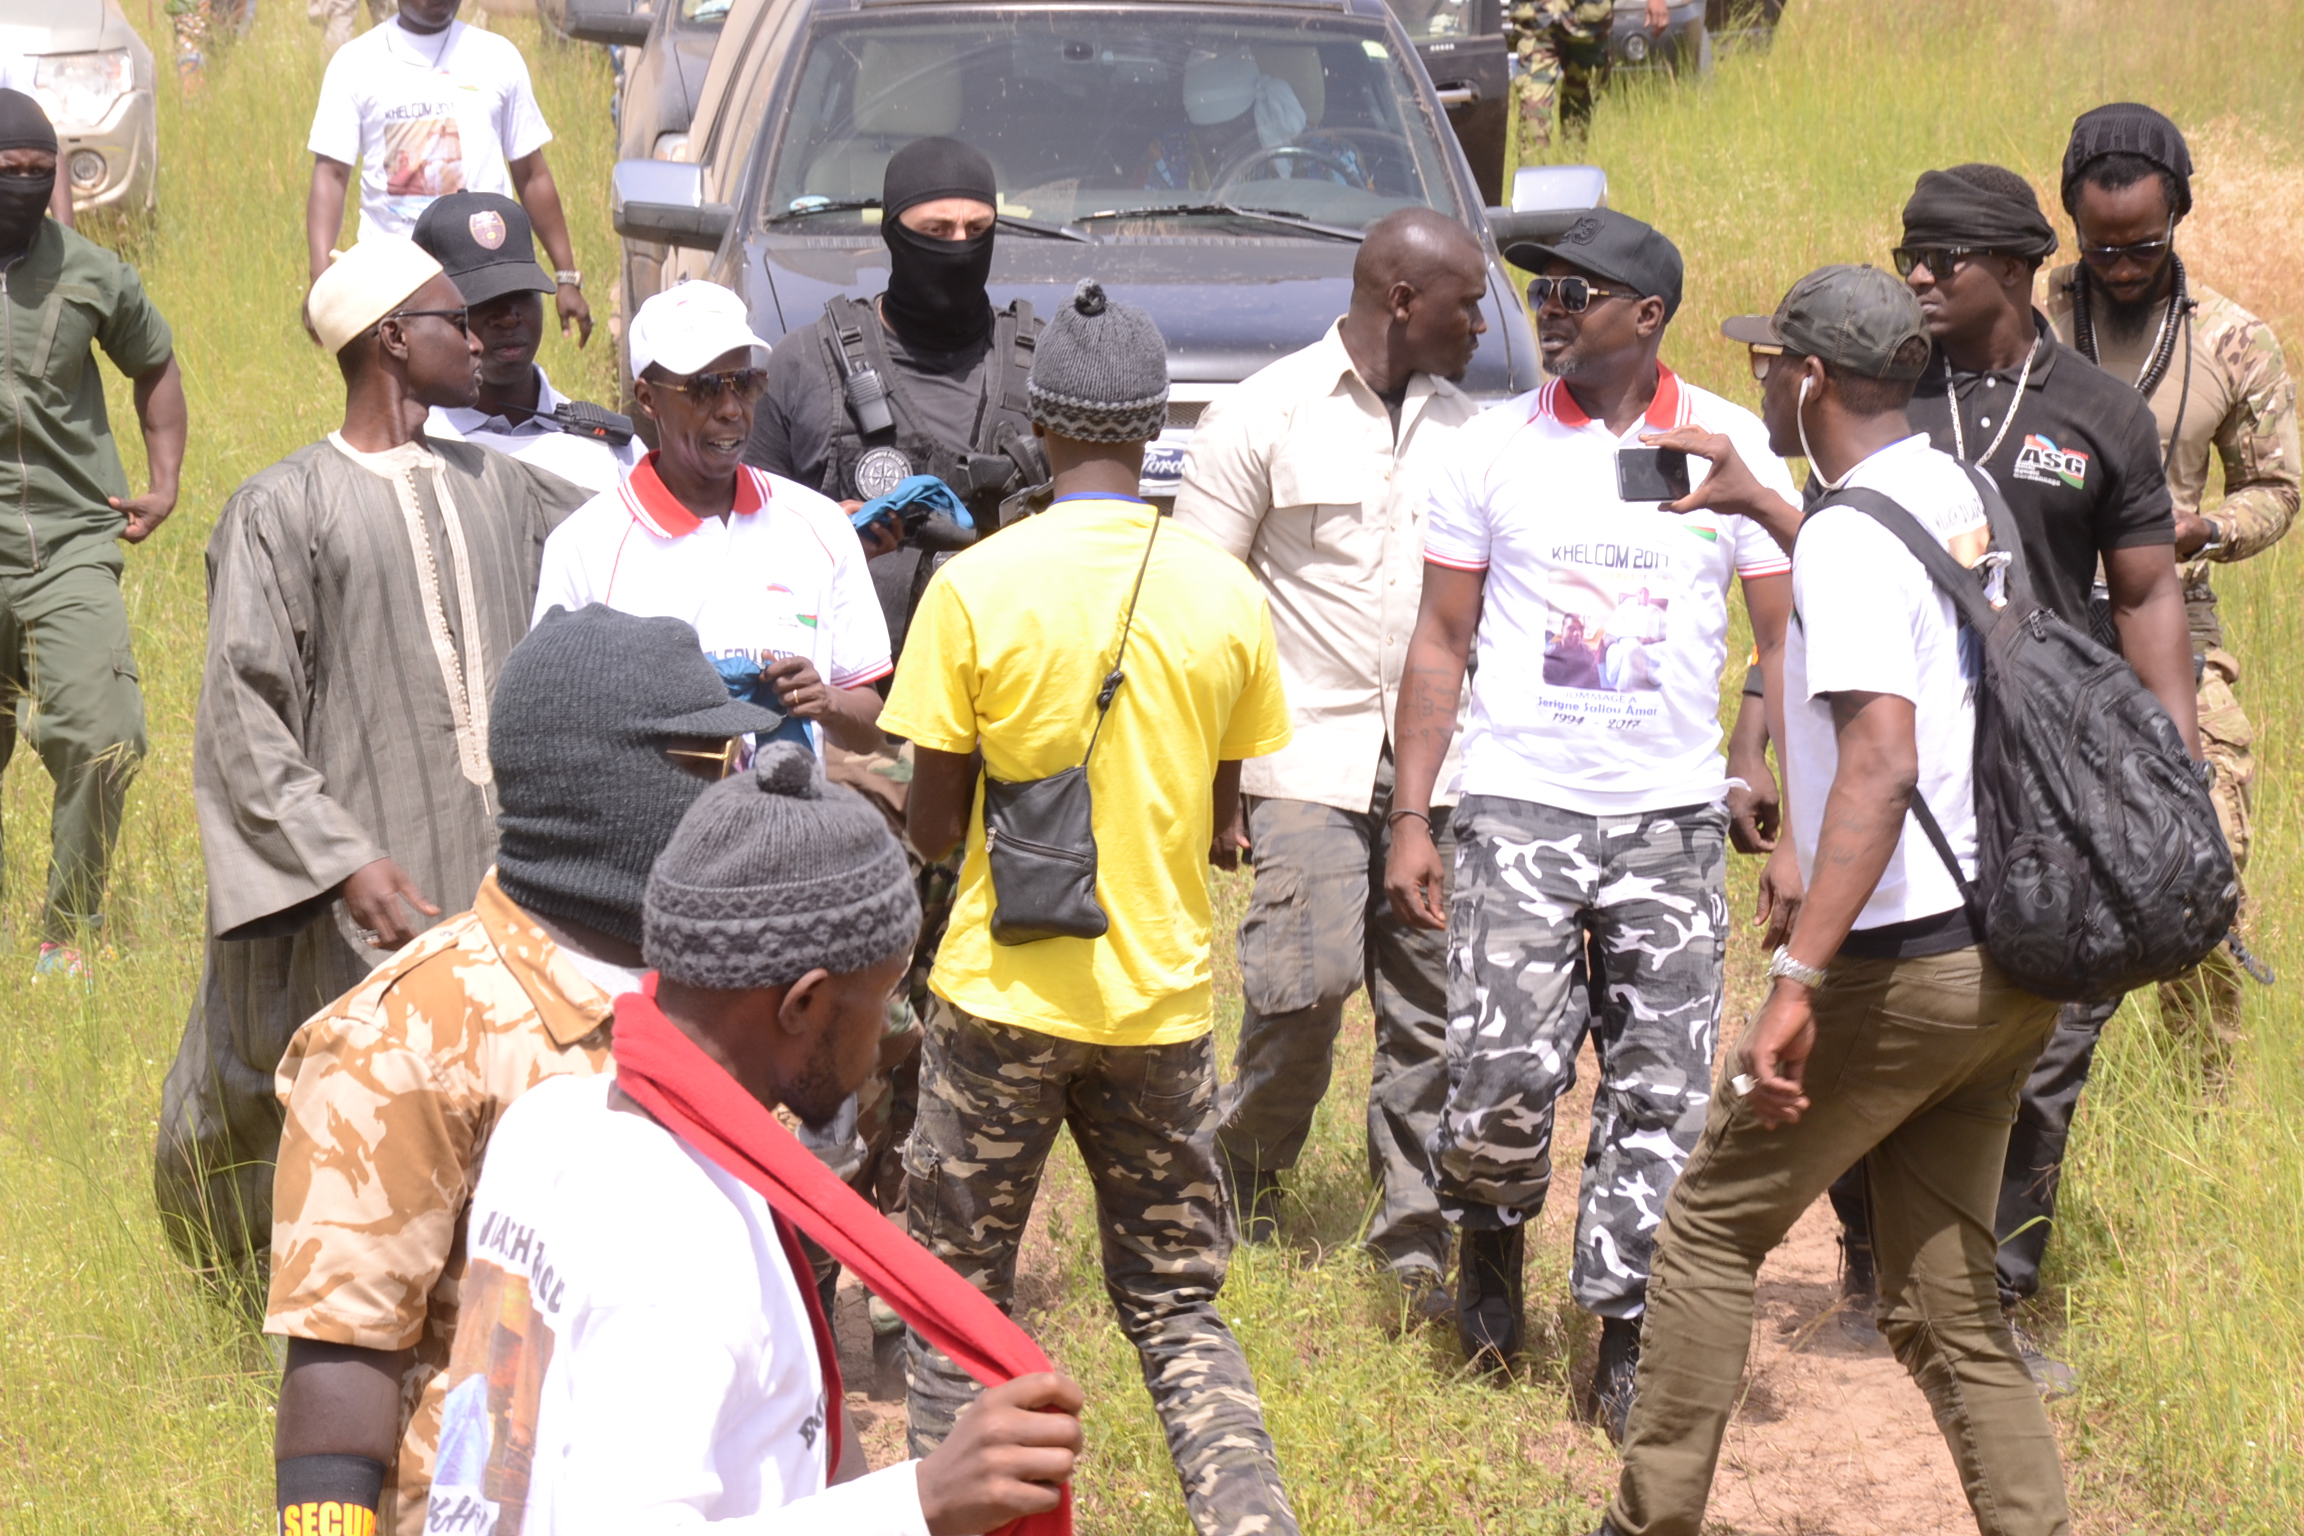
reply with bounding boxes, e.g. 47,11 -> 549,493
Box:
1767,945 -> 1827,990
2196,522 -> 2224,558
555,269 -> 583,289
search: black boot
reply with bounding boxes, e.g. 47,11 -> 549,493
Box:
1228,1164 -> 1282,1243
1586,1315 -> 1640,1444
1838,1229 -> 1882,1346
1455,1222 -> 1525,1372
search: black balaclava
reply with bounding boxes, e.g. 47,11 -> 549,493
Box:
0,90 -> 59,259
880,136 -> 998,352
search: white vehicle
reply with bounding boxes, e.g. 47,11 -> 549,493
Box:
0,0 -> 158,217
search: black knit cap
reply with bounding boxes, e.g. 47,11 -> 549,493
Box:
2061,103 -> 2193,217
491,605 -> 785,946
0,90 -> 56,156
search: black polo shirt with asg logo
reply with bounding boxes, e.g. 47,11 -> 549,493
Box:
1906,312 -> 2172,629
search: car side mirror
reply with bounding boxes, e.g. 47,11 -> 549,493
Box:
1484,164 -> 1609,255
563,0 -> 654,46
612,159 -> 735,249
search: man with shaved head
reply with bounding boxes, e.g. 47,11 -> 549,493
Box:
1176,207 -> 1488,1317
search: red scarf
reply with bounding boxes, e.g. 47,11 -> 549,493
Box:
610,983 -> 1072,1536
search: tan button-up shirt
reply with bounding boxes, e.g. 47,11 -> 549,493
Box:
268,871 -> 621,1536
1176,323 -> 1475,813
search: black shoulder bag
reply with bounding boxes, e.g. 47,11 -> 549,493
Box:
981,510 -> 1162,945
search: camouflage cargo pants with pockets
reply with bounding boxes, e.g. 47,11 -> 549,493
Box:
1218,748 -> 1452,1279
2156,646 -> 2255,1075
1429,796 -> 1727,1318
905,1002 -> 1299,1536
1509,0 -> 1614,147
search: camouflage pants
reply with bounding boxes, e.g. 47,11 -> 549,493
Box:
2156,647 -> 2254,1074
1430,796 -> 1727,1318
904,1002 -> 1299,1536
1217,752 -> 1452,1279
1509,0 -> 1613,146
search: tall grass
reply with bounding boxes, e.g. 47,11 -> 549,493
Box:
0,0 -> 2298,1530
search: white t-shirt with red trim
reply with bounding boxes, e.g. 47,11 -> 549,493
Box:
1423,366 -> 1796,815
533,456 -> 894,718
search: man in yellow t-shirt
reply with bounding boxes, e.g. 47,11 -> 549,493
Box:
879,279 -> 1299,1536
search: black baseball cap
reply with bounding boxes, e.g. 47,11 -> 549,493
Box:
1722,264 -> 1929,381
411,192 -> 554,307
1505,209 -> 1684,321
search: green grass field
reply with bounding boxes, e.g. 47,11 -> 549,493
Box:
1,0 -> 2299,1529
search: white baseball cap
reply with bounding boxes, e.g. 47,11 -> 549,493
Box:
307,236 -> 445,355
629,280 -> 771,378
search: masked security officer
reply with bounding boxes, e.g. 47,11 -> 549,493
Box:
745,135 -> 1045,656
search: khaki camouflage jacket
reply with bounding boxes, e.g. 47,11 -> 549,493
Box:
2047,265 -> 2300,650
267,871 -> 619,1536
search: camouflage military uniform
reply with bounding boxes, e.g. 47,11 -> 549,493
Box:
2047,267 -> 2299,1074
267,872 -> 617,1536
904,1002 -> 1299,1536
1508,0 -> 1614,148
1429,797 -> 1727,1319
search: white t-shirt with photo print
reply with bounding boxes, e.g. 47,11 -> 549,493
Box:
427,1072 -> 930,1536
309,18 -> 552,240
1422,366 -> 1797,815
1784,433 -> 1989,932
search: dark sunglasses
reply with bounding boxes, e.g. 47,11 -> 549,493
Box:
1889,246 -> 1994,281
659,368 -> 770,404
1527,275 -> 1639,313
385,306 -> 473,337
663,737 -> 744,781
2078,219 -> 2175,269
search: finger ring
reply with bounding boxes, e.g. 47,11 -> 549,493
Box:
1731,1073 -> 1757,1096
353,927 -> 380,946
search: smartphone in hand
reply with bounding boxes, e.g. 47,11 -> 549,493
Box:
1616,446 -> 1692,503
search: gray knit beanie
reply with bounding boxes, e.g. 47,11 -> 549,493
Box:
1027,279 -> 1169,442
493,605 -> 785,945
644,743 -> 921,989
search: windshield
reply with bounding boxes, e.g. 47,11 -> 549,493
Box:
760,9 -> 1465,235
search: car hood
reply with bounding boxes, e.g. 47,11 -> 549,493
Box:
736,236 -> 1534,399
0,0 -> 109,52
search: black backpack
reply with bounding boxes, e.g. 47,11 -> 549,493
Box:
1815,473 -> 2236,1004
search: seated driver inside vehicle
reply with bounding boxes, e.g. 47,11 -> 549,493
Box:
1138,46 -> 1374,193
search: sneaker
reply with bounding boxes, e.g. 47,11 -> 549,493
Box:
1586,1315 -> 1641,1443
1455,1222 -> 1525,1373
32,942 -> 90,984
2007,1316 -> 2078,1399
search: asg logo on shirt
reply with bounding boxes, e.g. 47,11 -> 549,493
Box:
2012,433 -> 2091,490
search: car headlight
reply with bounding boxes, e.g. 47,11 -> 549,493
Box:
1622,31 -> 1650,62
32,50 -> 135,130
68,151 -> 106,190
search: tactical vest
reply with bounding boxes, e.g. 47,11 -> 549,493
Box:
809,295 -> 1048,531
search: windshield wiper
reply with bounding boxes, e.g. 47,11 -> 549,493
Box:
766,196 -> 880,224
769,197 -> 1095,243
1072,202 -> 1365,242
996,212 -> 1095,243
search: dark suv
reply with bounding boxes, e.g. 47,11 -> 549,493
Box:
614,0 -> 1559,495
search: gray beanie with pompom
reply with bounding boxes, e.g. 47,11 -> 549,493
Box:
643,742 -> 921,989
1026,279 -> 1169,443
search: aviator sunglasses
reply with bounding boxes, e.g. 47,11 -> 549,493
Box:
1526,274 -> 1640,313
658,368 -> 770,404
